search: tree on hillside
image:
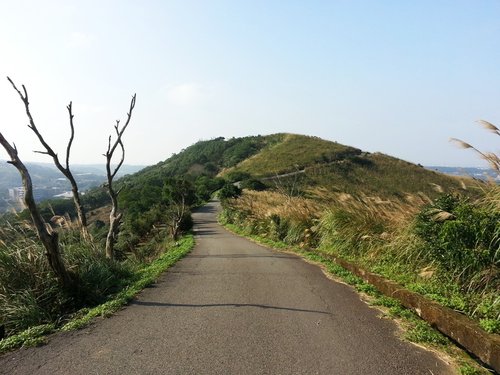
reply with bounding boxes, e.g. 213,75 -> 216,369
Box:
104,94 -> 137,260
163,178 -> 196,240
218,182 -> 242,200
7,77 -> 91,241
0,133 -> 73,289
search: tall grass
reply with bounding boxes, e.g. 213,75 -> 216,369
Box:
222,186 -> 499,329
0,219 -> 143,338
0,222 -> 63,336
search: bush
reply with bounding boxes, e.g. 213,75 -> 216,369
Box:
218,183 -> 242,200
413,194 -> 499,289
225,171 -> 252,183
240,178 -> 267,191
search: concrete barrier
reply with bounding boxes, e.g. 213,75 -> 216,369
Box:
312,250 -> 500,373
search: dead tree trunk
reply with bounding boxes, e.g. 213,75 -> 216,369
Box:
169,196 -> 186,241
0,133 -> 73,289
7,77 -> 91,241
104,94 -> 136,260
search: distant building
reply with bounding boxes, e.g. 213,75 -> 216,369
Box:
8,187 -> 25,201
7,187 -> 26,210
53,191 -> 73,199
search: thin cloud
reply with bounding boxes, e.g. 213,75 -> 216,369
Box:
67,32 -> 93,49
165,83 -> 205,106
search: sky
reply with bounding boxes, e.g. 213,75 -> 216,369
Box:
0,0 -> 499,168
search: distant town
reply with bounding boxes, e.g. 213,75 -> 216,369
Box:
0,162 -> 145,213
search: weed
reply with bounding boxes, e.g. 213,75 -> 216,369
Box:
478,318 -> 500,334
0,235 -> 194,353
0,323 -> 55,352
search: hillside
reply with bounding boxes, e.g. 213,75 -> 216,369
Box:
120,133 -> 475,198
21,133 -> 478,221
123,134 -> 282,183
221,134 -> 362,176
217,133 -> 476,200
87,132 -> 480,244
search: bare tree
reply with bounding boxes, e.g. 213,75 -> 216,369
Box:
0,133 -> 73,289
7,77 -> 91,240
163,179 -> 195,240
104,94 -> 136,260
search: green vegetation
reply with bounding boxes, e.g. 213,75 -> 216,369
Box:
0,134 -> 279,344
413,194 -> 499,289
1,131 -> 496,370
222,187 -> 499,330
305,152 -> 472,198
218,183 -> 242,200
0,213 -> 184,334
220,221 -> 489,374
216,134 -> 497,335
0,234 -> 193,353
222,133 -> 362,177
131,135 -> 277,181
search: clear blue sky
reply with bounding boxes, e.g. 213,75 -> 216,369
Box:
0,0 -> 499,167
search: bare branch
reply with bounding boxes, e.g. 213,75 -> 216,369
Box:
66,102 -> 75,170
111,128 -> 125,180
0,132 -> 19,161
107,94 -> 136,157
107,135 -> 112,154
104,93 -> 136,259
0,131 -> 73,288
7,77 -> 62,169
7,77 -> 27,103
7,77 -> 91,240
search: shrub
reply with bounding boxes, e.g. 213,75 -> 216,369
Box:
218,183 -> 242,200
413,194 -> 499,290
240,178 -> 267,191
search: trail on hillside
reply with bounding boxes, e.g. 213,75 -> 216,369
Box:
0,201 -> 453,374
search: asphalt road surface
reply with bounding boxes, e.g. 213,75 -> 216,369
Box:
0,201 -> 453,374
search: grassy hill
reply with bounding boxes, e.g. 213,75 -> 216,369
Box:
127,134 -> 282,182
218,133 -> 476,200
29,132 -> 477,224
220,134 -> 362,176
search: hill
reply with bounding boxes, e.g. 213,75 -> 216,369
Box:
118,133 -> 475,199
217,133 -> 476,200
124,134 -> 282,182
8,134 -> 477,221
95,133 -> 479,247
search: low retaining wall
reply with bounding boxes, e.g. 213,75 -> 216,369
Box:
313,250 -> 500,373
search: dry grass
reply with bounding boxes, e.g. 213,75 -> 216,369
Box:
222,133 -> 361,177
229,189 -> 432,252
234,190 -> 321,221
450,120 -> 500,173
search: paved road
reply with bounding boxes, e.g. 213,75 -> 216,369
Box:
0,201 -> 453,374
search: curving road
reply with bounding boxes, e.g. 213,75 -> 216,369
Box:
0,201 -> 453,374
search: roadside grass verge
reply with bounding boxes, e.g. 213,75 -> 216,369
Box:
222,189 -> 499,330
0,235 -> 194,354
221,221 -> 490,375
